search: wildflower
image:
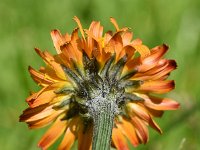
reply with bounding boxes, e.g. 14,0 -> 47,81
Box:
20,17 -> 179,150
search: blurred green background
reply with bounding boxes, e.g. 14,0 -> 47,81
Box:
0,0 -> 200,149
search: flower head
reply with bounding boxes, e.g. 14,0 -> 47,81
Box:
20,17 -> 179,150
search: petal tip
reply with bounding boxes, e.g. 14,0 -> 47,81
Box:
169,60 -> 177,69
28,66 -> 32,71
34,47 -> 42,54
163,43 -> 169,49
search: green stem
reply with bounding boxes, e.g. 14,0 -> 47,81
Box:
90,98 -> 116,150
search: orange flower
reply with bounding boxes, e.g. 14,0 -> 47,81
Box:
20,16 -> 179,150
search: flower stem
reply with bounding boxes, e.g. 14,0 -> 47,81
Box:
89,98 -> 116,150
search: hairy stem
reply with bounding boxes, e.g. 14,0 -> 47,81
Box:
88,97 -> 116,150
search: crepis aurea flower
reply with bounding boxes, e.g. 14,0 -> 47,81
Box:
20,16 -> 179,150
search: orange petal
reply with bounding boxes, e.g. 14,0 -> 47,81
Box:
77,37 -> 92,58
61,43 -> 77,62
27,82 -> 68,108
29,90 -> 56,108
131,38 -> 142,46
78,123 -> 93,150
58,117 -> 80,150
26,81 -> 67,102
134,59 -> 177,81
86,22 -> 104,57
64,32 -> 71,42
96,50 -> 111,70
104,31 -> 113,45
105,32 -> 123,61
143,59 -> 169,75
138,80 -> 175,94
35,48 -> 66,79
144,96 -> 180,110
134,44 -> 168,73
20,104 -> 54,122
126,102 -> 162,133
131,116 -> 149,143
38,117 -> 67,150
150,60 -> 177,80
26,88 -> 46,103
28,110 -> 64,129
148,117 -> 162,134
123,45 -> 135,61
127,102 -> 151,122
71,28 -> 79,42
69,29 -> 83,62
143,44 -> 168,65
116,118 -> 139,147
110,17 -> 120,31
133,59 -> 168,80
133,45 -> 150,58
89,21 -> 103,38
28,66 -> 54,86
51,29 -> 65,54
73,16 -> 85,40
121,31 -> 133,46
85,29 -> 100,57
121,45 -> 136,77
112,127 -> 129,150
39,66 -> 66,82
146,107 -> 164,118
55,53 -> 72,68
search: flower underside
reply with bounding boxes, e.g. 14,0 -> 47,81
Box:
56,53 -> 143,124
20,17 -> 179,150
